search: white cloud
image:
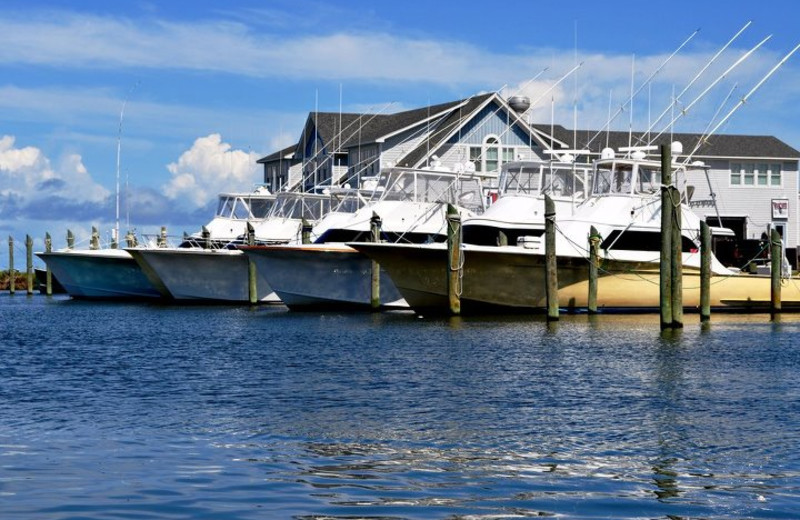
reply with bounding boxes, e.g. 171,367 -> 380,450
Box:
0,134 -> 109,203
163,134 -> 260,208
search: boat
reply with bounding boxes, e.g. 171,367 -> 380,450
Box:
351,144 -> 800,313
241,166 -> 494,310
128,189 -> 366,303
36,244 -> 161,300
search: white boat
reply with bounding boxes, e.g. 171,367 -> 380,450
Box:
36,246 -> 161,300
350,145 -> 793,313
241,166 -> 494,310
128,189 -> 366,303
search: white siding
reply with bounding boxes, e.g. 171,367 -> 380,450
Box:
686,159 -> 799,247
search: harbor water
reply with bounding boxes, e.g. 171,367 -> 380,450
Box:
1,294 -> 799,519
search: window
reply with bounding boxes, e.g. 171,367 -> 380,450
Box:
730,162 -> 741,185
730,162 -> 783,188
743,164 -> 754,185
469,146 -> 482,172
757,163 -> 768,185
485,137 -> 499,172
771,163 -> 782,186
469,138 -> 519,173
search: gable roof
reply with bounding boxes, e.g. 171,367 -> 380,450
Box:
397,93 -> 496,167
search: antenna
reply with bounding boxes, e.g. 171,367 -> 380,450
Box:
115,81 -> 139,247
606,89 -> 612,149
573,19 -> 578,152
628,54 -> 635,152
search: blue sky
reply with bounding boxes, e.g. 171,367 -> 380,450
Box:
2,0 -> 800,260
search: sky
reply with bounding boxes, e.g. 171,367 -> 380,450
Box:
2,0 -> 800,264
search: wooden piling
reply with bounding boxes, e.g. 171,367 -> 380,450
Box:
8,236 -> 14,294
770,228 -> 782,317
699,221 -> 711,322
588,225 -> 600,314
301,219 -> 312,244
67,229 -> 75,250
659,144 -> 673,329
26,235 -> 33,295
544,195 -> 558,321
670,189 -> 683,328
125,230 -> 137,248
497,230 -> 508,247
90,226 -> 100,250
247,222 -> 257,305
446,204 -> 462,316
45,232 -> 53,296
370,212 -> 382,310
201,226 -> 210,249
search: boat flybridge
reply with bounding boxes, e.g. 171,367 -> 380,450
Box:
177,186 -> 277,248
462,158 -> 592,246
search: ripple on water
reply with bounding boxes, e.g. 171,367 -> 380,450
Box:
1,297 -> 799,518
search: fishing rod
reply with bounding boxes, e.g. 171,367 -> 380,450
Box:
682,41 -> 800,166
650,34 -> 772,144
583,28 -> 699,151
640,21 -> 751,147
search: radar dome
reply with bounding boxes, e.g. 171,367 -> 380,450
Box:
508,96 -> 531,113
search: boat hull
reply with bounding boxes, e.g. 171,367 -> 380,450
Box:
351,243 -> 800,314
36,250 -> 161,300
242,245 -> 406,310
128,248 -> 278,303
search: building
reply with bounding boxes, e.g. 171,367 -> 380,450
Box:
257,92 -> 800,267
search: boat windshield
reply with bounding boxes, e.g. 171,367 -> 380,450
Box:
216,196 -> 235,217
327,190 -> 368,214
499,161 -> 591,198
248,197 -> 275,219
637,165 -> 661,193
231,198 -> 251,219
499,164 -> 542,195
215,194 -> 276,219
593,162 -> 634,195
592,161 -> 664,196
542,165 -> 584,197
269,193 -> 332,221
368,168 -> 486,212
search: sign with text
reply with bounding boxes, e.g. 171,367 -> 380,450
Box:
772,198 -> 790,219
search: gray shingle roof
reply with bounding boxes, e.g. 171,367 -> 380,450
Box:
258,100 -> 800,165
532,124 -> 800,159
256,143 -> 298,164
